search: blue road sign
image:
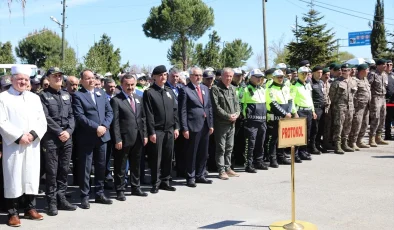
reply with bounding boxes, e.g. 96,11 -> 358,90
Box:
348,31 -> 371,47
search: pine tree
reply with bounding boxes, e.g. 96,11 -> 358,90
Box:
371,0 -> 387,59
286,9 -> 337,66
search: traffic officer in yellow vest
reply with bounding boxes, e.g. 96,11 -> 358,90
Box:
290,66 -> 317,160
265,70 -> 296,167
241,69 -> 268,172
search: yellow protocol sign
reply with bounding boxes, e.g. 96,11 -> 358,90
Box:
278,118 -> 307,148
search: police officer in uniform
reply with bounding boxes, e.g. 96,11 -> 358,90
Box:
329,64 -> 358,154
310,66 -> 326,154
265,70 -> 294,167
241,69 -> 268,172
232,68 -> 246,167
348,64 -> 371,150
143,65 -> 180,194
290,67 -> 317,160
40,67 -> 77,216
368,59 -> 389,146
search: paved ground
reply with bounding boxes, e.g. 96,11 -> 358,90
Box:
1,140 -> 393,230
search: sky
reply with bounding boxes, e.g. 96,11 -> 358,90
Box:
0,0 -> 393,70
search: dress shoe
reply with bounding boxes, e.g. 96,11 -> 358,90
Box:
254,163 -> 269,170
245,166 -> 257,173
106,173 -> 114,182
159,183 -> 176,191
24,209 -> 43,220
150,186 -> 159,194
47,201 -> 58,216
95,194 -> 113,205
186,180 -> 197,188
131,188 -> 148,197
299,152 -> 312,161
195,177 -> 213,184
277,157 -> 291,165
8,215 -> 21,227
295,155 -> 302,163
116,191 -> 126,201
80,197 -> 90,209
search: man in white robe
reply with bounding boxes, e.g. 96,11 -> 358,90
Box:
0,65 -> 47,227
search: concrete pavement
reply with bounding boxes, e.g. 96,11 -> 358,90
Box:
0,141 -> 393,230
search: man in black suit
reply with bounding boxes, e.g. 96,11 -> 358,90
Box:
143,65 -> 180,194
110,74 -> 148,201
72,69 -> 113,209
178,67 -> 214,187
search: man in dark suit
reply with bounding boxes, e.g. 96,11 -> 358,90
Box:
179,67 -> 214,187
72,69 -> 113,209
143,65 -> 180,194
110,73 -> 148,201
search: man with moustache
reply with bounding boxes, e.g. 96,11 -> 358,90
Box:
39,67 -> 77,216
72,69 -> 114,209
143,65 -> 179,194
320,68 -> 334,150
0,65 -> 47,227
66,76 -> 79,94
178,67 -> 214,187
110,73 -> 148,201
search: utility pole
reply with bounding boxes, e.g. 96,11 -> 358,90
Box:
262,0 -> 268,69
61,0 -> 66,64
295,15 -> 298,43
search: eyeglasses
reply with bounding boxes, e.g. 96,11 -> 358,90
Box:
388,64 -> 393,66
193,74 -> 203,77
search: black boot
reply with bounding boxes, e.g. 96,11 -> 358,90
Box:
269,158 -> 279,168
310,142 -> 322,155
47,200 -> 58,216
58,199 -> 77,211
294,153 -> 302,163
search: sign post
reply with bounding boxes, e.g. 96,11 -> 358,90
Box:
269,118 -> 317,230
348,30 -> 371,47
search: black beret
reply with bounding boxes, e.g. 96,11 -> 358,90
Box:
376,59 -> 387,65
290,68 -> 297,73
265,68 -> 276,75
152,65 -> 167,75
299,60 -> 310,66
328,63 -> 337,69
341,63 -> 350,69
357,64 -> 369,71
387,59 -> 392,64
286,68 -> 292,74
322,68 -> 330,74
312,66 -> 323,72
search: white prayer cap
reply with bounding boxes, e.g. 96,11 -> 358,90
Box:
11,65 -> 32,77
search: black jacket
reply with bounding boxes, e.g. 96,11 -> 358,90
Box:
110,92 -> 147,147
143,83 -> 179,135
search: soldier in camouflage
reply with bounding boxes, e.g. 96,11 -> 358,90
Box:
320,68 -> 334,150
329,64 -> 358,154
348,64 -> 371,150
368,59 -> 389,146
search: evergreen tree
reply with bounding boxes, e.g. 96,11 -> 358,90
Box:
371,0 -> 387,59
286,9 -> 337,66
194,30 -> 222,69
0,42 -> 16,64
221,39 -> 253,68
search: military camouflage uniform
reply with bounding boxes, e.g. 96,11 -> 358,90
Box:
321,80 -> 331,146
368,70 -> 388,136
348,76 -> 371,144
329,77 -> 357,146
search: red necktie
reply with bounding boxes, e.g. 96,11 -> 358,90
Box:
129,96 -> 136,113
196,85 -> 203,104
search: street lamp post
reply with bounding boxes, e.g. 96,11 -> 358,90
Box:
49,0 -> 66,64
262,0 -> 268,69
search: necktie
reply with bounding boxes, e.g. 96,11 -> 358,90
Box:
129,96 -> 136,113
196,85 -> 203,104
91,91 -> 96,104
